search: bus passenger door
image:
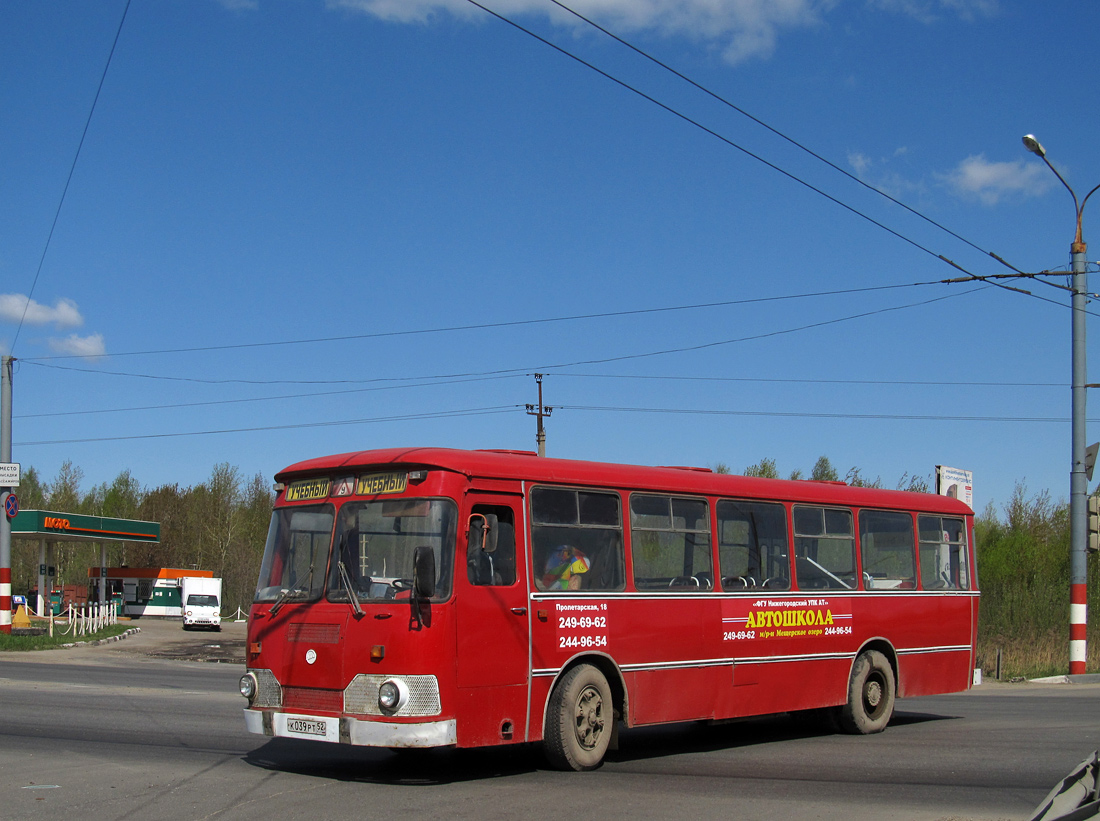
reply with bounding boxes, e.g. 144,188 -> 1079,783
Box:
456,499 -> 530,747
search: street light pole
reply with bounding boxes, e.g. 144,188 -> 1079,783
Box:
1023,134 -> 1100,676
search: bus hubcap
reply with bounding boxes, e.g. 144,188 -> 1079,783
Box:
865,679 -> 882,710
574,685 -> 605,750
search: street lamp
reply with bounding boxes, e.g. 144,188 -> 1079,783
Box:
1023,134 -> 1100,676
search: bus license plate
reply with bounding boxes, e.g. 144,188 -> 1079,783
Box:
286,717 -> 328,737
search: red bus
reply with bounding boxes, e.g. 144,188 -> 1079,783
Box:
240,447 -> 977,770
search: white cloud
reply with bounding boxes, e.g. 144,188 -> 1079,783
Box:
47,333 -> 106,359
867,0 -> 998,24
939,154 -> 1052,205
0,295 -> 83,328
328,0 -> 832,64
328,0 -> 999,63
848,151 -> 872,177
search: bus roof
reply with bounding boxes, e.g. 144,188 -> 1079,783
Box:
276,446 -> 973,516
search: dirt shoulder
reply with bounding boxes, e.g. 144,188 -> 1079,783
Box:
3,616 -> 247,664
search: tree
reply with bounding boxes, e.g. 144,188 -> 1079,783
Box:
845,467 -> 882,488
811,456 -> 838,482
18,466 -> 47,509
896,472 -> 930,493
48,460 -> 84,511
744,458 -> 779,479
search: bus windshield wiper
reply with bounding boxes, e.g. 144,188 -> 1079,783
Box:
269,563 -> 314,616
337,561 -> 365,618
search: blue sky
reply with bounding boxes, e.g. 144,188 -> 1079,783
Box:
2,0 -> 1098,514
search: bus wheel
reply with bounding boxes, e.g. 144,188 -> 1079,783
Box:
840,650 -> 895,734
544,664 -> 613,771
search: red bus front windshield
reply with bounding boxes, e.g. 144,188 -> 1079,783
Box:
253,499 -> 456,605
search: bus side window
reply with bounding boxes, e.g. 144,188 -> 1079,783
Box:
531,487 -> 625,592
467,506 -> 517,586
630,494 -> 712,592
716,499 -> 790,591
918,515 -> 969,590
793,506 -> 856,591
858,510 -> 916,590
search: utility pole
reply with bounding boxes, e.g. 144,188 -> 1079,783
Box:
1023,134 -> 1100,676
525,373 -> 553,457
0,356 -> 12,634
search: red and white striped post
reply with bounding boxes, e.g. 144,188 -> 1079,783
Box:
1071,583 -> 1087,675
0,356 -> 11,635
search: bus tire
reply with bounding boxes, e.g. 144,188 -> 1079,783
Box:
544,664 -> 613,771
839,650 -> 895,734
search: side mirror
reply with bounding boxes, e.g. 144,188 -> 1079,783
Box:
467,513 -> 499,554
413,545 -> 436,600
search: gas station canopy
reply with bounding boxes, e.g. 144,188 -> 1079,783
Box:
11,510 -> 160,544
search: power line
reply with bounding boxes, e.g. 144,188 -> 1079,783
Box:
18,281 -> 930,362
544,0 -> 1018,272
562,404 -> 1092,424
13,0 -> 131,353
461,0 -> 1003,282
13,365 -> 1063,422
14,405 -> 518,447
551,372 -> 1065,389
18,284 -> 986,387
14,374 -> 524,419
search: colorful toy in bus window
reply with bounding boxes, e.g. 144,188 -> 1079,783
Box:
543,545 -> 590,590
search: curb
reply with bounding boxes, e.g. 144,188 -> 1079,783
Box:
1029,673 -> 1100,685
59,626 -> 142,649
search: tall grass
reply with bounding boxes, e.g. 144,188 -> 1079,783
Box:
975,483 -> 1100,679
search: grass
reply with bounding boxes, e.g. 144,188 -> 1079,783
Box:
977,628 -> 1100,680
0,623 -> 130,651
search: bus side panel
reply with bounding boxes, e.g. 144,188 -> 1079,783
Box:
528,675 -> 555,743
629,665 -> 731,724
730,657 -> 852,716
890,592 -> 978,698
897,649 -> 974,697
608,597 -> 725,726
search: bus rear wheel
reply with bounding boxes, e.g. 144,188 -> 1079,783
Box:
839,649 -> 895,734
544,664 -> 613,771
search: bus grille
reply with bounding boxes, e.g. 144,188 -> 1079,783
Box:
344,675 -> 441,717
282,686 -> 344,713
251,669 -> 283,708
287,622 -> 341,644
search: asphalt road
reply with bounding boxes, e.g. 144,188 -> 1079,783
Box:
0,619 -> 1097,821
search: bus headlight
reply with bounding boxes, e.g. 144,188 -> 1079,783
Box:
239,673 -> 258,701
378,678 -> 410,713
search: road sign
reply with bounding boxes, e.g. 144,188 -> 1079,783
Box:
5,493 -> 18,518
0,462 -> 19,486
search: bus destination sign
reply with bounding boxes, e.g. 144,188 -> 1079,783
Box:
284,477 -> 332,502
356,471 -> 408,496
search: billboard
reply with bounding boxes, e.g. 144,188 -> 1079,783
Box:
936,465 -> 973,510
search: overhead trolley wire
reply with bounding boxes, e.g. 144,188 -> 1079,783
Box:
14,405 -> 519,447
462,0 -> 954,270
17,281 -> 933,362
561,404 -> 1092,424
13,0 -> 131,353
19,285 -> 984,387
544,0 -> 1011,269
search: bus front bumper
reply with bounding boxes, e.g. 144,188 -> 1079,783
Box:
243,708 -> 457,748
